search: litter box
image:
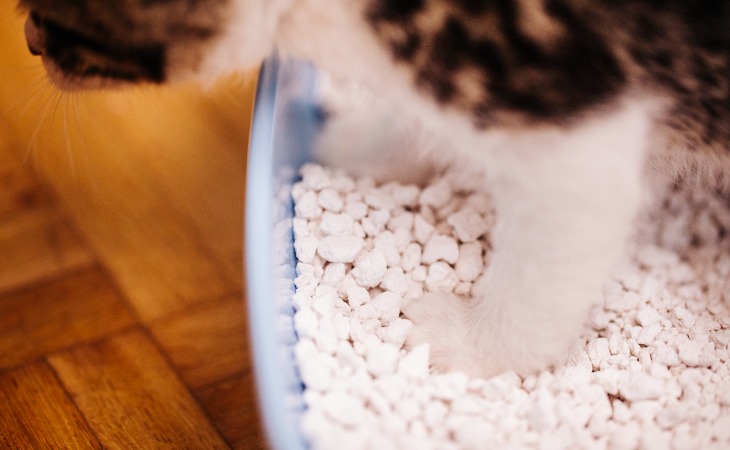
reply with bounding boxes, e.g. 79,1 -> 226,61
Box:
244,53 -> 730,450
245,54 -> 321,450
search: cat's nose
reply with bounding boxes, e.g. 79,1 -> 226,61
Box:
24,13 -> 44,56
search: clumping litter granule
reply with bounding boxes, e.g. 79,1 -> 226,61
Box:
290,162 -> 730,450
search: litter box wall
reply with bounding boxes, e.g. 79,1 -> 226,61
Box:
246,56 -> 322,450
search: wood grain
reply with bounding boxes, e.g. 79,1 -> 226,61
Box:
0,2 -> 267,447
0,267 -> 136,370
197,373 -> 267,450
0,362 -> 101,449
0,207 -> 93,293
0,0 -> 252,323
0,152 -> 93,292
149,296 -> 251,389
49,330 -> 230,449
0,156 -> 41,219
18,88 -> 251,323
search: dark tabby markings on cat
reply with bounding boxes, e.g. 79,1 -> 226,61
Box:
367,0 -> 626,127
39,14 -> 165,82
622,3 -> 730,150
19,0 -> 227,85
368,0 -> 730,150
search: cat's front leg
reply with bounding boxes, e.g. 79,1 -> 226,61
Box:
405,101 -> 653,377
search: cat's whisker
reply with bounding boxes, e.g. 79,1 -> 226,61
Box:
0,73 -> 52,122
23,88 -> 59,166
48,88 -> 65,134
219,87 -> 245,107
71,94 -> 101,195
68,94 -> 92,178
70,94 -> 92,154
61,93 -> 77,178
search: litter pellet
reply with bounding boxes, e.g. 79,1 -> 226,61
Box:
290,163 -> 730,449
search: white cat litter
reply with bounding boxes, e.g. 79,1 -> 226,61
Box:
289,162 -> 730,450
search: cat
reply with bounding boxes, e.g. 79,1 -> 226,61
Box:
18,0 -> 730,377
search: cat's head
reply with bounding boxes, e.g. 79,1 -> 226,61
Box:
18,0 -> 289,89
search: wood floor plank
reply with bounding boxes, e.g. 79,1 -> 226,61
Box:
0,159 -> 42,220
1,10 -> 262,448
149,296 -> 250,389
83,202 -> 234,322
0,362 -> 101,449
0,142 -> 93,293
98,89 -> 249,291
48,330 -> 229,449
9,89 -> 246,323
0,267 -> 136,370
196,373 -> 266,450
0,207 -> 94,293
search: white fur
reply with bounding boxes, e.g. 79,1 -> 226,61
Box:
206,0 -> 659,376
406,101 -> 652,376
311,75 -> 441,185
193,0 -> 293,81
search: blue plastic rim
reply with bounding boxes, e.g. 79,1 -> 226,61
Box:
245,55 -> 321,450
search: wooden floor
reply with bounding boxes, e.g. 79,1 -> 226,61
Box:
0,145 -> 266,448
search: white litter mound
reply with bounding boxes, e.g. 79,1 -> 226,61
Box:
290,163 -> 730,450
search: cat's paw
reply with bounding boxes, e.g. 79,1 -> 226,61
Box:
403,289 -> 570,378
402,292 -> 502,378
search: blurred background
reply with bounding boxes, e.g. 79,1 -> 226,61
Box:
0,2 -> 256,315
0,0 -> 266,447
